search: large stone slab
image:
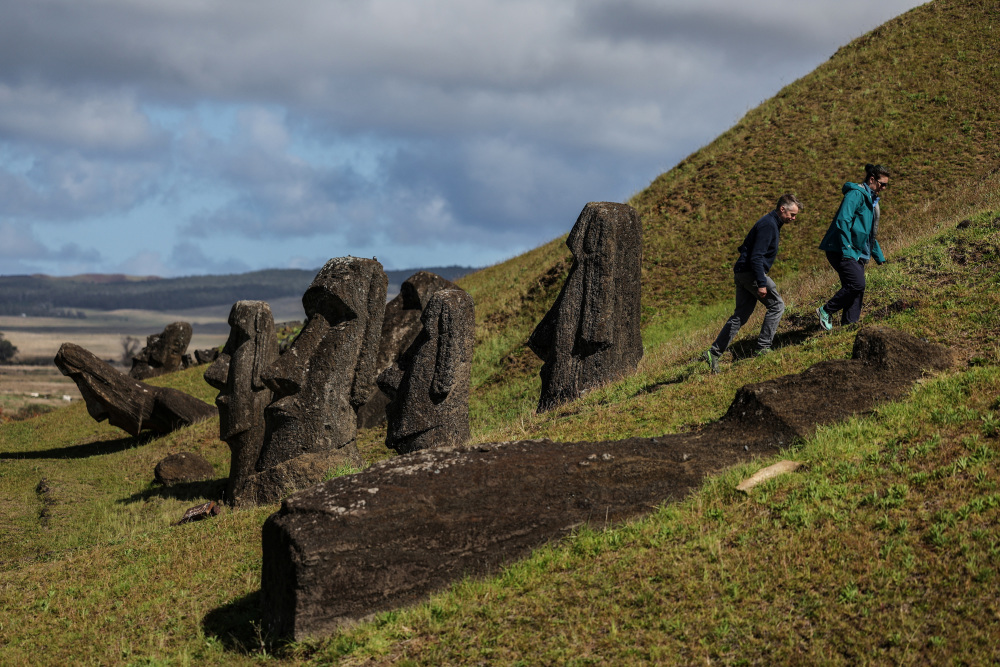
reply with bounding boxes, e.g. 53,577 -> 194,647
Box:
260,327 -> 952,640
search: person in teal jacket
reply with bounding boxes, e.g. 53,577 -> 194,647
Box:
816,164 -> 889,329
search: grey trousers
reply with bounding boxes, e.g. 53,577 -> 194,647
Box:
710,271 -> 785,355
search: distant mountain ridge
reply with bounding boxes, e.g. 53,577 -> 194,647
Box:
0,266 -> 478,316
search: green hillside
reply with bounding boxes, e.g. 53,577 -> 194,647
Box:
2,0 -> 1000,663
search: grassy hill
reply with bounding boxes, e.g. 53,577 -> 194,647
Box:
2,0 -> 1000,663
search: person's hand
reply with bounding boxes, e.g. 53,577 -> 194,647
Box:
757,287 -> 767,298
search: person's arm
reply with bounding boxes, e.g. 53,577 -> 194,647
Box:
749,224 -> 776,296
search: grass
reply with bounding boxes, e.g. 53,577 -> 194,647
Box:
3,0 -> 1000,663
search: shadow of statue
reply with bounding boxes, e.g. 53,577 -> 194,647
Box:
117,477 -> 227,505
202,590 -> 276,655
0,432 -> 157,460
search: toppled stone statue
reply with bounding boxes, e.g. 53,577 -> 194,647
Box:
528,202 -> 643,412
356,271 -> 459,429
260,327 -> 952,640
54,342 -> 216,436
378,288 -> 474,453
219,257 -> 386,505
203,301 -> 279,506
130,322 -> 192,380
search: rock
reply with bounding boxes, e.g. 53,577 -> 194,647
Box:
194,348 -> 221,365
528,202 -> 644,412
260,327 -> 953,640
204,301 -> 280,506
154,452 -> 215,485
379,288 -> 474,453
357,271 -> 459,429
175,501 -> 222,525
54,342 -> 217,436
129,321 -> 193,380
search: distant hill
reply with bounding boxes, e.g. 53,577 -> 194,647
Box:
0,266 -> 477,316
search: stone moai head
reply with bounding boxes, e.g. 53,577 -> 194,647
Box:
528,201 -> 643,412
378,288 -> 474,454
257,257 -> 387,469
356,270 -> 460,430
204,301 -> 279,503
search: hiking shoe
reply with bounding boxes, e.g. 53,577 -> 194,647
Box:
704,349 -> 719,373
816,306 -> 832,331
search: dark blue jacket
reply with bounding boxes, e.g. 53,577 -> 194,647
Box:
733,210 -> 781,287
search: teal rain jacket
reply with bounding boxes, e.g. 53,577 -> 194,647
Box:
818,182 -> 886,264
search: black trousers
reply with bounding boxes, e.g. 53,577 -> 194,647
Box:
823,251 -> 867,324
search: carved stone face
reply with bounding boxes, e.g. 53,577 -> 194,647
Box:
257,257 -> 386,468
204,301 -> 277,441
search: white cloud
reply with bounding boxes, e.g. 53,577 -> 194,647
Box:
0,0 -> 928,276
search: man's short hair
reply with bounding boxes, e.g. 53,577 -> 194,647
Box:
776,194 -> 802,211
865,163 -> 891,181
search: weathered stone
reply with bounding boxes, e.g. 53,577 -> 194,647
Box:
528,202 -> 643,412
379,288 -> 474,453
175,501 -> 222,525
195,348 -> 221,365
357,271 -> 459,429
54,342 -> 216,436
204,301 -> 280,506
154,452 -> 215,485
260,327 -> 952,640
130,322 -> 193,379
243,258 -> 386,501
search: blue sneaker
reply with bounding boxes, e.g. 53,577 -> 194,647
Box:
816,306 -> 832,331
704,349 -> 719,373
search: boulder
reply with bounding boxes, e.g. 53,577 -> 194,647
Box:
154,452 -> 215,485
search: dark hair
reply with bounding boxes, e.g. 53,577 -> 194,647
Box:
864,163 -> 890,181
776,193 -> 802,211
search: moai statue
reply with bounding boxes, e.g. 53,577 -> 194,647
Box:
130,321 -> 193,379
203,301 -> 279,506
356,271 -> 459,429
528,202 -> 643,412
240,257 -> 386,503
55,342 -> 216,435
378,288 -> 474,454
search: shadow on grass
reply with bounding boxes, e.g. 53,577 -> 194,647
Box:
118,477 -> 227,505
0,432 -> 157,459
203,590 -> 270,654
729,326 -> 815,360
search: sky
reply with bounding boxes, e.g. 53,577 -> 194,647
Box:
0,0 -> 927,278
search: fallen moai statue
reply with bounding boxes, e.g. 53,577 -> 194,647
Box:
55,342 -> 216,436
378,288 -> 474,453
357,271 -> 459,429
260,327 -> 953,639
130,322 -> 193,380
529,202 -> 644,412
203,301 -> 280,506
214,257 -> 387,506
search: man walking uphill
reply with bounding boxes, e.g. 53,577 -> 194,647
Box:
705,194 -> 802,373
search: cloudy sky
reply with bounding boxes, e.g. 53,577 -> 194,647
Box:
0,0 -> 926,278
